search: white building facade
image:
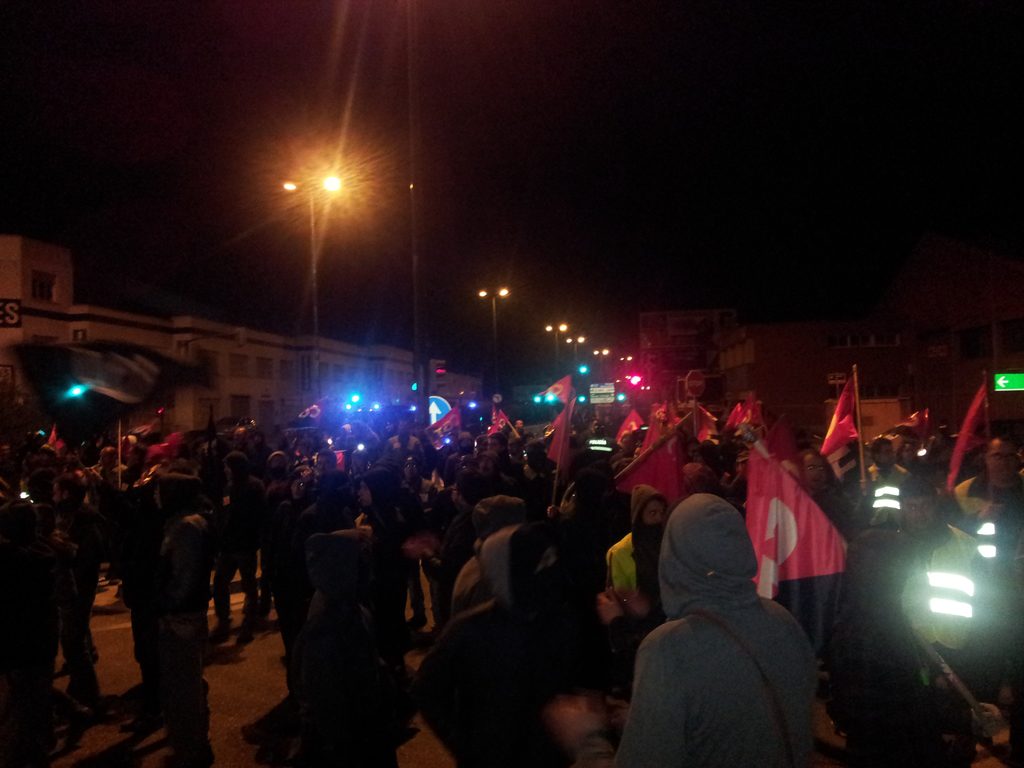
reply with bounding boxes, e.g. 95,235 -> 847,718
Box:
0,236 -> 481,433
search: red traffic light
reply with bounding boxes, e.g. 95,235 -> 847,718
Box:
628,374 -> 643,386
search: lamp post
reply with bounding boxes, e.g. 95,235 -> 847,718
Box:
283,176 -> 343,397
566,334 -> 586,361
478,287 -> 510,395
545,322 -> 569,374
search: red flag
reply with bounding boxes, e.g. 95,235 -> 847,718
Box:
746,449 -> 846,652
487,406 -> 511,435
946,385 -> 988,492
641,403 -> 681,451
897,408 -> 931,441
548,396 -> 576,468
821,379 -> 859,457
724,401 -> 745,430
47,424 -> 66,453
425,407 -> 462,448
615,434 -> 685,501
539,375 -> 572,405
695,404 -> 718,442
764,415 -> 800,468
724,393 -> 764,431
615,409 -> 644,445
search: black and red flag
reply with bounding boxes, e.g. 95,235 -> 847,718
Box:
746,446 -> 846,653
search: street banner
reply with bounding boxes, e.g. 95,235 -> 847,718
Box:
425,407 -> 461,448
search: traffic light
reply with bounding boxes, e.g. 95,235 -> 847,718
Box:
577,394 -> 587,403
533,395 -> 542,404
578,364 -> 589,375
616,392 -> 627,402
66,384 -> 88,398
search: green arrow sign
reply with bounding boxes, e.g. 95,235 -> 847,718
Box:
994,373 -> 1024,392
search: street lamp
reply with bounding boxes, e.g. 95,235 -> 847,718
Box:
545,322 -> 570,373
566,334 -> 586,360
478,287 -> 510,395
283,176 -> 344,396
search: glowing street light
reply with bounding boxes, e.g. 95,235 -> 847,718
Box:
478,287 -> 511,394
545,322 -> 571,373
283,175 -> 345,396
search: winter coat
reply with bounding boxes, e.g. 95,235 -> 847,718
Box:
414,523 -> 578,768
610,494 -> 816,768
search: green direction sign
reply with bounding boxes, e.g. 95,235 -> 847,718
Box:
994,373 -> 1024,392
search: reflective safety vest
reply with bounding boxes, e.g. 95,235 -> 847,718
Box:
903,525 -> 978,649
870,484 -> 902,527
975,520 -> 998,560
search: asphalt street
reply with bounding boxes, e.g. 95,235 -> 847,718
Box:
48,576 -> 1012,767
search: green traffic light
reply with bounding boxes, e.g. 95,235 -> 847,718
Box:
578,365 -> 589,375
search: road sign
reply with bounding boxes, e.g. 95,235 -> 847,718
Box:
827,372 -> 847,386
589,382 -> 616,404
492,393 -> 503,404
684,370 -> 706,398
427,395 -> 451,425
994,373 -> 1024,392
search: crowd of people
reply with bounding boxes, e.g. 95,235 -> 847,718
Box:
0,407 -> 1023,768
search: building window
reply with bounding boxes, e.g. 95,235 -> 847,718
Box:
959,326 -> 991,360
72,329 -> 87,341
1001,319 -> 1024,354
827,332 -> 901,349
279,359 -> 293,382
229,353 -> 249,377
230,395 -> 252,419
256,357 -> 274,380
30,271 -> 56,302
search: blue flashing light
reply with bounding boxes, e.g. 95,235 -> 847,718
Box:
344,403 -> 353,410
533,395 -> 542,404
67,384 -> 88,398
356,443 -> 366,452
443,437 -> 452,445
409,405 -> 417,412
350,394 -> 361,403
372,402 -> 381,411
577,394 -> 587,403
468,401 -> 478,409
615,392 -> 627,402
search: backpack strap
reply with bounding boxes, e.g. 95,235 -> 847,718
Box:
689,609 -> 796,768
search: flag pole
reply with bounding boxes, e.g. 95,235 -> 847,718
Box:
116,419 -> 123,489
852,364 -> 867,495
982,369 -> 991,440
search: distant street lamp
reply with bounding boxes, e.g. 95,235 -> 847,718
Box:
545,322 -> 570,373
283,176 -> 344,396
566,334 -> 586,360
478,287 -> 510,395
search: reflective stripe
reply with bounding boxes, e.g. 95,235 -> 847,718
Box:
872,499 -> 901,510
929,598 -> 973,618
874,486 -> 901,497
977,522 -> 996,536
978,544 -> 997,559
926,571 -> 975,597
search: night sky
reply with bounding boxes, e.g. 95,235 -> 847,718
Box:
2,1 -> 1021,385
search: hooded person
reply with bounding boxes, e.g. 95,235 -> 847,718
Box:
549,493 -> 816,768
598,485 -> 668,692
450,495 -> 528,617
155,470 -> 216,768
291,530 -> 398,768
828,529 -> 981,768
357,466 -> 419,672
414,522 -> 580,768
212,450 -> 268,642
